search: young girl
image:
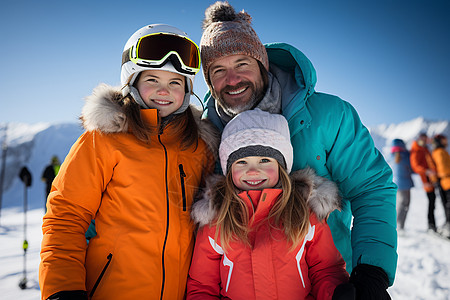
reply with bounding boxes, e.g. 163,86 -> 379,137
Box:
39,24 -> 217,300
187,109 -> 349,299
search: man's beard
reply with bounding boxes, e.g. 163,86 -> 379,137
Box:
214,81 -> 265,117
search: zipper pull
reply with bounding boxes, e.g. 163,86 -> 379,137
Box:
179,164 -> 187,211
179,164 -> 186,178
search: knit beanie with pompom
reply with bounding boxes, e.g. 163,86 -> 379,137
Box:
200,1 -> 269,90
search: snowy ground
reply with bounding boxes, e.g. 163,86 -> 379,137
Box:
388,176 -> 450,300
0,176 -> 449,299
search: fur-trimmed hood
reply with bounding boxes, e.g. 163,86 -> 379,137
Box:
191,167 -> 341,227
80,83 -> 220,156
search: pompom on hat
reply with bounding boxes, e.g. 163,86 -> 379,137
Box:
200,1 -> 269,89
219,109 -> 293,175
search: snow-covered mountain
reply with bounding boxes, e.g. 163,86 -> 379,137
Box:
369,117 -> 450,156
0,122 -> 84,210
0,116 -> 449,211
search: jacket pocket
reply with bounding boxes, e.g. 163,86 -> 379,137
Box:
90,253 -> 113,298
179,164 -> 187,211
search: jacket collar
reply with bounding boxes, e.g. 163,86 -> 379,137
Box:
238,189 -> 283,226
80,83 -> 220,155
411,140 -> 429,152
140,108 -> 158,128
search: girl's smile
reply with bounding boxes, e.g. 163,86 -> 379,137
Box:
231,156 -> 279,190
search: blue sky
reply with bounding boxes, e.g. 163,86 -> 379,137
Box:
1,0 -> 449,127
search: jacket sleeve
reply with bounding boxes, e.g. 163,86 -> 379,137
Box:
323,99 -> 397,285
306,215 -> 349,299
187,226 -> 222,299
39,131 -> 114,300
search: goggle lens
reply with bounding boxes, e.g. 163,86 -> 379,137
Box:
136,34 -> 200,69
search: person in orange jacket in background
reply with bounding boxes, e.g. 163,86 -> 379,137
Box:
431,134 -> 450,238
410,132 -> 439,232
39,24 -> 217,300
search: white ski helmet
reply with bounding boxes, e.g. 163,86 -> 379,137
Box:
121,24 -> 200,113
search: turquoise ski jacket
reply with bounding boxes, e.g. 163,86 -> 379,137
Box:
201,42 -> 398,285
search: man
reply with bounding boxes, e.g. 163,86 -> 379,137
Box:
199,2 -> 397,298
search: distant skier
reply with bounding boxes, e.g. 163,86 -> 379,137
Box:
410,133 -> 440,232
431,134 -> 450,238
390,139 -> 414,232
41,155 -> 60,213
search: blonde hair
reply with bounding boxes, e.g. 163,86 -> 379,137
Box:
213,162 -> 310,252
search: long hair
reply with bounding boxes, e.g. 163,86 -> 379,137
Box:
213,163 -> 310,252
118,93 -> 158,142
119,78 -> 199,150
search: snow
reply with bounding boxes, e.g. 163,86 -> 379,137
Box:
1,118 -> 450,299
4,122 -> 51,147
0,208 -> 43,299
389,176 -> 450,299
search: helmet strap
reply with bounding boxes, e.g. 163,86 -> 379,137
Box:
172,78 -> 191,114
129,86 -> 151,109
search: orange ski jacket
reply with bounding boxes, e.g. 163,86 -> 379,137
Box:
410,140 -> 437,192
432,147 -> 450,190
39,84 -> 217,300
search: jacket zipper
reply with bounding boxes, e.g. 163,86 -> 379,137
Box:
179,164 -> 187,211
158,134 -> 169,300
89,253 -> 113,298
246,192 -> 255,215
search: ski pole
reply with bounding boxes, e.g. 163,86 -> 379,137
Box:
18,166 -> 31,290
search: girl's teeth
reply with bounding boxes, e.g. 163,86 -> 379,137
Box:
246,180 -> 263,185
154,100 -> 171,105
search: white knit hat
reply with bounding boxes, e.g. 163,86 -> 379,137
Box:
219,109 -> 293,175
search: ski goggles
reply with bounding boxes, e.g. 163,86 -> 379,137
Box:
123,32 -> 201,75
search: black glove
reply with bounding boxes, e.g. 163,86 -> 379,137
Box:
332,264 -> 390,300
47,290 -> 88,300
332,282 -> 356,300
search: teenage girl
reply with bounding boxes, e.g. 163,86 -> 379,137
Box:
39,24 -> 217,300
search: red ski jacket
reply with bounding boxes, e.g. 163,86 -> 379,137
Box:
188,176 -> 349,299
